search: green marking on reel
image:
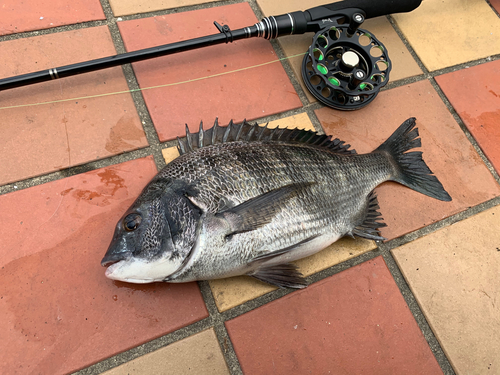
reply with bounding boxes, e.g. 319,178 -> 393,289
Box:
317,64 -> 328,75
328,77 -> 340,86
360,83 -> 367,90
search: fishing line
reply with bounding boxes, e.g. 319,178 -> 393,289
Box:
0,52 -> 307,111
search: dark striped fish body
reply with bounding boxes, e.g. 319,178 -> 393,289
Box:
101,118 -> 451,288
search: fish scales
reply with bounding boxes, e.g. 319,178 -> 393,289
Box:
159,141 -> 389,211
101,118 -> 451,288
156,144 -> 389,281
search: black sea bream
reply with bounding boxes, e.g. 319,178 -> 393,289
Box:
101,118 -> 451,288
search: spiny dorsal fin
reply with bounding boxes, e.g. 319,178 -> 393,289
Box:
176,119 -> 356,155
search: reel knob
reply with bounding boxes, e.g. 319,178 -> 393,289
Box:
301,24 -> 392,111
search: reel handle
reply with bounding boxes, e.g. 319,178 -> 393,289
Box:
258,0 -> 422,39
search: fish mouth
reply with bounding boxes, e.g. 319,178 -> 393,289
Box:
104,261 -> 124,278
101,251 -> 131,267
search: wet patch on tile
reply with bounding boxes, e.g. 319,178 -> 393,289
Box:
0,157 -> 208,375
393,0 -> 500,71
316,79 -> 500,240
0,26 -> 147,186
117,3 -> 302,142
102,329 -> 229,375
226,256 -> 442,375
392,205 -> 500,374
435,59 -> 500,175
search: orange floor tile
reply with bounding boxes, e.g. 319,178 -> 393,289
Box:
1,1 -> 499,374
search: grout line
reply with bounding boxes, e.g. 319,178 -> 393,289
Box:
198,281 -> 244,375
100,0 -> 168,171
427,75 -> 500,183
109,0 -> 246,22
74,316 -> 215,375
486,0 -> 500,18
378,246 -> 457,375
219,249 -> 381,320
0,20 -> 110,43
0,147 -> 156,196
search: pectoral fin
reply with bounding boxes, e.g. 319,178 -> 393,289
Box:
219,182 -> 314,237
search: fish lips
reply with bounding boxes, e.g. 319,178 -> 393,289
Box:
101,250 -> 132,267
101,234 -> 133,267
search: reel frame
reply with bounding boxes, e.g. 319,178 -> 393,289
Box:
301,15 -> 392,110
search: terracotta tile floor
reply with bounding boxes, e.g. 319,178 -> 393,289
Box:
1,1 -> 499,374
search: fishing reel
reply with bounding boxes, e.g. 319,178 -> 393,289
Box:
301,13 -> 391,110
0,0 -> 418,112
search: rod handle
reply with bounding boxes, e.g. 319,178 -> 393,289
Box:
258,0 -> 421,39
304,0 -> 422,21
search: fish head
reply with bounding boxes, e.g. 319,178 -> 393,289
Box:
101,178 -> 201,283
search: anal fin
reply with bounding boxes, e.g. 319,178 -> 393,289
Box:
350,191 -> 387,241
248,263 -> 306,289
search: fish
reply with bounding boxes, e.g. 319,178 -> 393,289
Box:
101,117 -> 451,288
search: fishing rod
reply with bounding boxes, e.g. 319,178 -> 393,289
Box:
0,0 -> 421,110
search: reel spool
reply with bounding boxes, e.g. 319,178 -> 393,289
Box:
301,16 -> 391,110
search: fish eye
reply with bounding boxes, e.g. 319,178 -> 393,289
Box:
123,213 -> 142,231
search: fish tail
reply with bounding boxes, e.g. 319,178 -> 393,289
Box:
374,118 -> 452,201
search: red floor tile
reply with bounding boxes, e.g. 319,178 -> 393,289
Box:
117,3 -> 303,142
490,0 -> 500,14
226,256 -> 442,375
315,79 -> 500,240
0,26 -> 148,186
435,59 -> 500,175
0,157 -> 208,375
0,0 -> 105,35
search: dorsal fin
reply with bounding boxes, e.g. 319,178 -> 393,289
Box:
176,118 -> 356,156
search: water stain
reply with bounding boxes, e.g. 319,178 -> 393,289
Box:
75,190 -> 101,201
153,17 -> 173,36
105,114 -> 145,154
98,169 -> 126,196
69,169 -> 128,207
60,188 -> 73,196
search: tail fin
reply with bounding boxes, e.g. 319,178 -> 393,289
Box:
374,118 -> 452,202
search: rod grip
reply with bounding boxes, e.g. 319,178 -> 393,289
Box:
305,0 -> 422,20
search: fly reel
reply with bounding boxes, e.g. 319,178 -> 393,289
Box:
301,15 -> 391,110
